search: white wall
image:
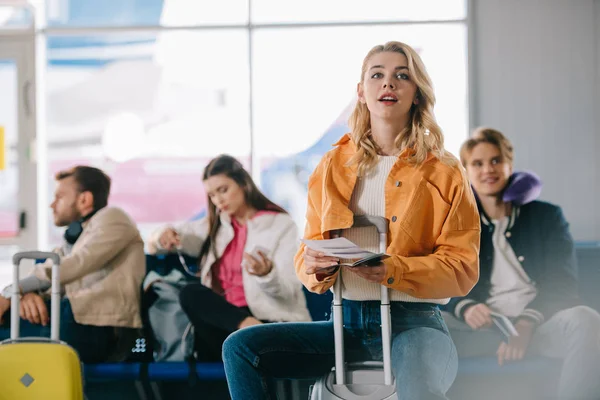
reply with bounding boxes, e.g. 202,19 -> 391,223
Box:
470,0 -> 600,241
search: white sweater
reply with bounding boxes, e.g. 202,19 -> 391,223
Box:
486,217 -> 537,317
148,212 -> 311,322
341,156 -> 448,305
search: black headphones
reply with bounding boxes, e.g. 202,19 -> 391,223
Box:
64,210 -> 98,245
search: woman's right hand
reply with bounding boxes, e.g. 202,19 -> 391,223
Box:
159,228 -> 181,251
303,247 -> 339,276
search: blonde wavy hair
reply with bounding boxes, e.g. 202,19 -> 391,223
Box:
348,41 -> 454,176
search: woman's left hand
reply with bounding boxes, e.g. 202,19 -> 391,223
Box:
243,251 -> 273,277
346,263 -> 388,283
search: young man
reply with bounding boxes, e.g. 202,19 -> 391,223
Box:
0,166 -> 145,363
445,128 -> 600,399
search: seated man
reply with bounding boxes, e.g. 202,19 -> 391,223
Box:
0,166 -> 145,363
444,127 -> 600,399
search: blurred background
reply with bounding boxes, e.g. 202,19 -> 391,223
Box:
0,0 -> 598,288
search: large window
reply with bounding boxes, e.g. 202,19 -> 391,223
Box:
41,0 -> 468,243
251,0 -> 466,23
0,60 -> 19,285
0,60 -> 18,238
46,30 -> 250,241
253,23 -> 467,226
46,0 -> 249,27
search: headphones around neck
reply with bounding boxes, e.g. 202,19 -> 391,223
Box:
64,209 -> 98,245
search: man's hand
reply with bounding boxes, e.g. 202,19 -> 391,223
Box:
19,293 -> 49,326
346,264 -> 387,283
0,297 -> 10,324
464,303 -> 493,330
497,319 -> 536,366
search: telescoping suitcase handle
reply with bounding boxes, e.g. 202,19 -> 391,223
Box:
332,215 -> 393,387
11,251 -> 61,341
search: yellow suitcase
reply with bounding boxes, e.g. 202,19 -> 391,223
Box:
0,251 -> 84,400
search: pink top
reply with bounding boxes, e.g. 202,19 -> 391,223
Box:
218,210 -> 276,307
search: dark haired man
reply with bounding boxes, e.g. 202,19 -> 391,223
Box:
0,166 -> 145,363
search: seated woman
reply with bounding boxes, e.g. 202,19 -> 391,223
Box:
147,154 -> 310,361
220,41 -> 481,400
445,127 -> 600,399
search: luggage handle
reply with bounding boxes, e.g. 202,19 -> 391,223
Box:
11,251 -> 61,341
351,215 -> 388,234
13,251 -> 60,266
331,215 -> 393,386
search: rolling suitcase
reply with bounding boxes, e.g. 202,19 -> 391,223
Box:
0,251 -> 84,400
310,215 -> 397,400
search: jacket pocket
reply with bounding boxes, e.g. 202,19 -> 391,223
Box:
399,178 -> 451,251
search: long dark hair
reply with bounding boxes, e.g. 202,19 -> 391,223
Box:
197,154 -> 287,269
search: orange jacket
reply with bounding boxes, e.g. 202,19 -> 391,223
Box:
294,134 -> 481,299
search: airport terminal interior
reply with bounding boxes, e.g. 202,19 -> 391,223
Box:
0,1 -> 598,399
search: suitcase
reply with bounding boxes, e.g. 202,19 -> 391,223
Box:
0,251 -> 84,400
310,215 -> 397,400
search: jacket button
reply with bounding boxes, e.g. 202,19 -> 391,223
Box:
391,216 -> 397,222
505,231 -> 512,238
387,277 -> 395,285
518,255 -> 525,262
395,181 -> 401,187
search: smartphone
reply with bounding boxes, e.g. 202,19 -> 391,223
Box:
248,245 -> 270,259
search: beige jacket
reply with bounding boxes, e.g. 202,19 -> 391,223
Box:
34,207 -> 145,328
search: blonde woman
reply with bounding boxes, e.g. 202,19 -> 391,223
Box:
222,42 -> 481,399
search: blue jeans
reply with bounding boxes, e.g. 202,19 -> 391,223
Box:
0,298 -> 116,363
223,300 -> 458,399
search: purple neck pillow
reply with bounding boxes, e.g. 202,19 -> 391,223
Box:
501,171 -> 542,206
